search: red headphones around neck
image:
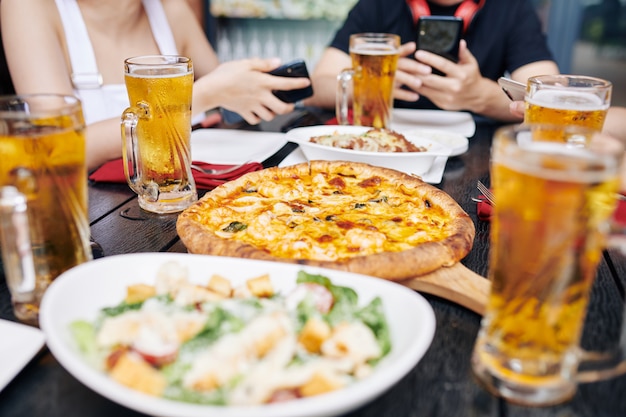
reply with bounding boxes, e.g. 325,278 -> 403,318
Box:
406,0 -> 486,32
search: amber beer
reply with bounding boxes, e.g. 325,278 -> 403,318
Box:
526,90 -> 609,132
525,75 -> 611,135
351,43 -> 399,128
471,125 -> 622,406
122,55 -> 196,214
0,95 -> 92,325
337,34 -> 400,129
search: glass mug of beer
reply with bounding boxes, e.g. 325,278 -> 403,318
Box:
524,74 -> 612,133
336,33 -> 400,129
471,124 -> 626,406
121,55 -> 197,214
0,94 -> 92,326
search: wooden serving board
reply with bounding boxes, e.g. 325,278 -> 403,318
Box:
399,263 -> 490,316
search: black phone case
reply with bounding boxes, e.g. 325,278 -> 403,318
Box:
268,60 -> 314,103
416,16 -> 463,66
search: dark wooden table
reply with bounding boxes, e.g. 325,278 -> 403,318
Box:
1,113 -> 625,417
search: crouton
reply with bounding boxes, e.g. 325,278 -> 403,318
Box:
299,371 -> 344,397
175,317 -> 206,342
207,274 -> 232,297
298,317 -> 331,353
190,373 -> 220,392
125,284 -> 156,304
174,284 -> 225,306
109,352 -> 167,396
246,274 -> 274,297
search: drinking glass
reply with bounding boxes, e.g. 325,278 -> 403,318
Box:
471,124 -> 626,406
0,94 -> 92,326
336,33 -> 400,129
121,55 -> 197,214
525,74 -> 612,133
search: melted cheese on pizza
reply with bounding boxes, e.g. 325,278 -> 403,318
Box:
194,170 -> 452,262
309,128 -> 427,153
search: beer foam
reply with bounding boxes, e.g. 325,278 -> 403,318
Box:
350,44 -> 398,55
127,68 -> 191,78
527,89 -> 608,111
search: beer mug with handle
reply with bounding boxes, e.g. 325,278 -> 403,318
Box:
0,94 -> 92,326
471,124 -> 626,406
525,74 -> 612,133
336,33 -> 400,129
121,55 -> 197,214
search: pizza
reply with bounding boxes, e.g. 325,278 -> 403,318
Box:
176,161 -> 474,281
309,128 -> 427,153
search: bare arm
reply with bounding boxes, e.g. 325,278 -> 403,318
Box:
604,106 -> 626,143
305,47 -> 352,109
185,0 -> 204,25
2,0 -> 72,96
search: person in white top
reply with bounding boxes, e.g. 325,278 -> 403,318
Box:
1,0 -> 311,170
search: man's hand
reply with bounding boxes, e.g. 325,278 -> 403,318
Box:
411,40 -> 489,111
509,101 -> 525,118
393,42 -> 430,102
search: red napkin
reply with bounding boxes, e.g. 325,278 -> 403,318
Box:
476,196 -> 493,222
325,109 -> 353,125
88,158 -> 263,190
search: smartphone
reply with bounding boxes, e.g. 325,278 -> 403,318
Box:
498,77 -> 526,101
268,59 -> 314,103
416,16 -> 463,70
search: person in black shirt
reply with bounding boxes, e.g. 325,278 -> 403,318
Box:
307,0 -> 559,122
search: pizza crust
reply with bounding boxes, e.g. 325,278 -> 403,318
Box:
177,161 -> 475,280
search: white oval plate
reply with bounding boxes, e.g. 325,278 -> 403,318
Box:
40,253 -> 436,417
286,125 -> 452,176
404,128 -> 469,157
391,109 -> 476,137
191,129 -> 287,164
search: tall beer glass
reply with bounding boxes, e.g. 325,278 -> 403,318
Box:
0,94 -> 92,326
336,33 -> 400,129
472,124 -> 626,406
525,75 -> 612,132
122,55 -> 197,214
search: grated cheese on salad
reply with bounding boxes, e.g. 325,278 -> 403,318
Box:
70,261 -> 391,406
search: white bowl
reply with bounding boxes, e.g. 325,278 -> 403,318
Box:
40,253 -> 436,417
286,125 -> 453,175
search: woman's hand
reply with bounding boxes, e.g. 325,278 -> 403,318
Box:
195,58 -> 311,125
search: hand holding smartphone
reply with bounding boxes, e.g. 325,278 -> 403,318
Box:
268,59 -> 314,103
416,16 -> 463,75
221,59 -> 313,126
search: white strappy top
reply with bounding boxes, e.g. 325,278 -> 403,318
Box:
55,0 -> 178,125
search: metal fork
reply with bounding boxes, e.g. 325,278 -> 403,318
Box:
190,161 -> 250,175
476,180 -> 495,206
